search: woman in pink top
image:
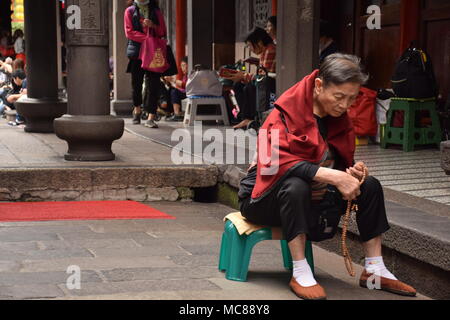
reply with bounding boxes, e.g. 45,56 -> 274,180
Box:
125,0 -> 167,129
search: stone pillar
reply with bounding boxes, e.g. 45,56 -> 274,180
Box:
276,0 -> 320,96
187,0 -> 213,71
15,0 -> 67,133
272,0 -> 278,15
111,0 -> 133,116
54,0 -> 124,161
176,0 -> 187,80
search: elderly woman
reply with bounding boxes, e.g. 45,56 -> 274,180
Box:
238,53 -> 417,300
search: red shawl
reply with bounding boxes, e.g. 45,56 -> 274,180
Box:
251,70 -> 356,201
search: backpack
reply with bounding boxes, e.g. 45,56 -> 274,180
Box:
391,45 -> 438,99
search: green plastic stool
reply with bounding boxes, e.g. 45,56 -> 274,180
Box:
218,220 -> 315,282
381,98 -> 442,152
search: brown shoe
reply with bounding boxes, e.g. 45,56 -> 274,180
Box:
359,270 -> 417,297
289,278 -> 327,300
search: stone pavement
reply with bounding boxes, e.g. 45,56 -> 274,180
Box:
0,201 -> 429,300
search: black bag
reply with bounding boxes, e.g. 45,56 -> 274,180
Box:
306,185 -> 345,242
391,45 -> 438,99
161,45 -> 178,77
255,67 -> 276,113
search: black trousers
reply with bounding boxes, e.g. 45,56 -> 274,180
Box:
239,176 -> 391,243
127,59 -> 161,115
233,81 -> 257,121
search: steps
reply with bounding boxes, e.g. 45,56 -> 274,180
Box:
0,166 -> 219,202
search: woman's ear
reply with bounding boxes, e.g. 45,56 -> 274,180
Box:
314,78 -> 323,96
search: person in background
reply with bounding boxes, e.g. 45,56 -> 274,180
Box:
165,56 -> 188,122
319,21 -> 338,64
265,16 -> 277,44
124,0 -> 167,129
0,57 -> 13,82
3,69 -> 27,125
13,29 -> 25,64
0,30 -> 13,58
223,27 -> 276,130
0,57 -> 13,75
12,58 -> 24,72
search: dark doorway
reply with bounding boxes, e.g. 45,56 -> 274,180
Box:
0,0 -> 12,34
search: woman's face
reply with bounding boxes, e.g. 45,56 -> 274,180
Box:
181,61 -> 188,74
265,21 -> 276,39
314,78 -> 360,117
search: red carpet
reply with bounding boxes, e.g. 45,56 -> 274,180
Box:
0,201 -> 176,222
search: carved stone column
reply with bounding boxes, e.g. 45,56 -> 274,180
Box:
276,0 -> 320,96
54,0 -> 124,161
15,0 -> 67,133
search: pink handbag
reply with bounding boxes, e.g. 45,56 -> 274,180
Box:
140,29 -> 169,73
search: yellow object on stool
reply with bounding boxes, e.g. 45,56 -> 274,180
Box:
356,136 -> 369,146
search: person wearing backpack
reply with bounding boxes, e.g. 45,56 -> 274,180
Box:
125,0 -> 167,128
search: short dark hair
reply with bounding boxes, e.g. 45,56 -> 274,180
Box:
268,16 -> 277,29
12,69 -> 26,80
181,56 -> 188,64
319,53 -> 369,87
245,27 -> 273,47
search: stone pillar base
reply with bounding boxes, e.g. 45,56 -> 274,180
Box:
54,115 -> 124,161
15,97 -> 67,133
111,99 -> 133,117
441,141 -> 450,175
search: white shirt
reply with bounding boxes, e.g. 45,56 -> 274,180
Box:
14,37 -> 24,54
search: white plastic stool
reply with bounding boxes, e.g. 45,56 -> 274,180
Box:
183,97 -> 230,127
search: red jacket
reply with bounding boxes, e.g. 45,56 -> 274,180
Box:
124,6 -> 167,43
251,70 -> 356,201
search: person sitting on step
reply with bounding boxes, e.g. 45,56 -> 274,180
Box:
164,56 -> 188,122
238,53 -> 417,300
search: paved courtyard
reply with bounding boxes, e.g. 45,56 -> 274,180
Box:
0,201 -> 429,300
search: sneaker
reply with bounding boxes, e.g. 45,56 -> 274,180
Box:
144,119 -> 159,128
132,111 -> 141,125
166,114 -> 184,122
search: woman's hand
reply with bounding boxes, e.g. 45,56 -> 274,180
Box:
143,19 -> 154,28
335,171 -> 361,201
314,168 -> 361,201
346,162 -> 368,182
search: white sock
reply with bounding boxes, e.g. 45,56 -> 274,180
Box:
293,259 -> 317,288
365,256 -> 397,280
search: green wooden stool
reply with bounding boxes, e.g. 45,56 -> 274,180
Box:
218,220 -> 314,282
381,98 -> 442,152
